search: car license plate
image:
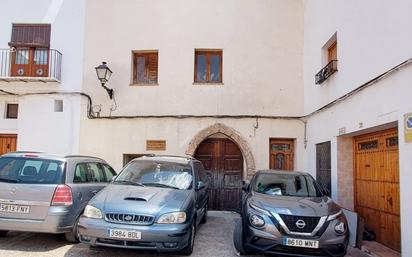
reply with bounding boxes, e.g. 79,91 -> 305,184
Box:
108,229 -> 141,240
283,237 -> 319,248
0,204 -> 30,214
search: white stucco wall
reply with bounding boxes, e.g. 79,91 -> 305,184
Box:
78,0 -> 305,178
0,96 -> 19,134
82,0 -> 304,117
79,117 -> 305,174
303,0 -> 412,112
304,63 -> 412,255
0,0 -> 85,154
303,0 -> 412,254
1,0 -> 410,252
17,95 -> 81,155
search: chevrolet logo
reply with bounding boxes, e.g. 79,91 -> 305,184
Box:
124,215 -> 133,222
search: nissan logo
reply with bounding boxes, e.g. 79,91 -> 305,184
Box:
295,219 -> 306,229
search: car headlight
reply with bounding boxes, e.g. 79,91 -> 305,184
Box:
83,205 -> 103,219
249,214 -> 265,228
157,212 -> 187,224
249,202 -> 271,216
327,210 -> 343,221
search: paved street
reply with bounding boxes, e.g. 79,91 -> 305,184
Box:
0,211 -> 368,257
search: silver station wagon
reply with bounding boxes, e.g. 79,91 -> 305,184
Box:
78,155 -> 209,255
0,152 -> 116,242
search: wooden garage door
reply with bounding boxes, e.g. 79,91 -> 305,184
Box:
0,134 -> 17,155
195,138 -> 243,211
354,128 -> 400,251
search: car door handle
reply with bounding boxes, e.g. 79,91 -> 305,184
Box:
91,190 -> 98,195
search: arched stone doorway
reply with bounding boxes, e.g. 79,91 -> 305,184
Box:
186,123 -> 256,211
195,136 -> 243,211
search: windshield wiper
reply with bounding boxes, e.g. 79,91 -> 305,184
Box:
114,180 -> 145,187
0,177 -> 20,183
142,182 -> 180,190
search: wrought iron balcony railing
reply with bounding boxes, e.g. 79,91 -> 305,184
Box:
0,48 -> 62,82
315,60 -> 338,85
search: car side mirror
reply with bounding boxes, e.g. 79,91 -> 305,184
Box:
242,181 -> 250,192
196,181 -> 205,191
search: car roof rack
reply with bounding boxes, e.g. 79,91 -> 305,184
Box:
140,154 -> 196,160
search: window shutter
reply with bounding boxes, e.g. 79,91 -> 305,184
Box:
328,42 -> 337,62
9,24 -> 51,48
6,104 -> 18,119
147,53 -> 158,83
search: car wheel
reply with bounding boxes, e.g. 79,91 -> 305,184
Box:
200,203 -> 208,224
233,220 -> 248,255
181,222 -> 196,256
0,230 -> 8,237
65,217 -> 80,243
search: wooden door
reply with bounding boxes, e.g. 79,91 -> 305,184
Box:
195,138 -> 243,211
11,48 -> 49,77
11,48 -> 31,77
31,48 -> 49,77
316,141 -> 332,193
0,134 -> 17,155
354,128 -> 400,251
270,139 -> 294,170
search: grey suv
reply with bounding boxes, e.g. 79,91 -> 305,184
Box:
78,155 -> 209,255
0,152 -> 116,242
234,170 -> 348,257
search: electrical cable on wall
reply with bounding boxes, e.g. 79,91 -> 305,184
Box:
0,57 -> 411,121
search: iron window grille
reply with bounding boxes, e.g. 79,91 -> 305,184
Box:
315,60 -> 338,85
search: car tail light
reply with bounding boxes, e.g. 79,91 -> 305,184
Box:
51,184 -> 73,206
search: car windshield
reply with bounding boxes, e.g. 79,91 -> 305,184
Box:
0,157 -> 65,184
114,161 -> 193,190
253,173 -> 323,197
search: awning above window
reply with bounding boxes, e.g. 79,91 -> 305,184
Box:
9,23 -> 51,48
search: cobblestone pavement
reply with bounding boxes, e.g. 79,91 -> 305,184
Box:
0,211 -> 368,257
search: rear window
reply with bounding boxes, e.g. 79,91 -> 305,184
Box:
0,157 -> 65,184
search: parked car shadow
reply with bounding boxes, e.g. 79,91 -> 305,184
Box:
63,212 -> 259,257
0,231 -> 68,252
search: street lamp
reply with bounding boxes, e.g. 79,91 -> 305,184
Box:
95,61 -> 113,99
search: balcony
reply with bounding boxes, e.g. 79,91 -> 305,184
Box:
315,60 -> 338,85
0,48 -> 62,83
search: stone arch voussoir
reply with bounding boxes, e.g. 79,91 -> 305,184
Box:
186,123 -> 256,179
